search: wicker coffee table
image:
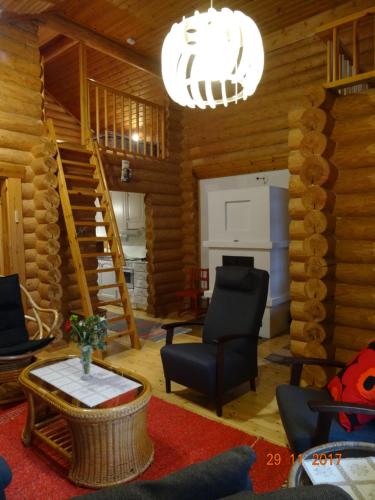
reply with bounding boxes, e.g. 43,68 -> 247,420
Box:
19,355 -> 154,488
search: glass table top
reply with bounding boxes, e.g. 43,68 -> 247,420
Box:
23,355 -> 147,410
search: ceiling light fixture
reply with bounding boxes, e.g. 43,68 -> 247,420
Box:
161,6 -> 264,109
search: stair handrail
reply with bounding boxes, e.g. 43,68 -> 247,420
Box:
87,77 -> 166,159
315,7 -> 375,92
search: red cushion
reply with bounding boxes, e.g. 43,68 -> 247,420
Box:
327,340 -> 375,431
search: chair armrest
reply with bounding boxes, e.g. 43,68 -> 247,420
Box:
21,282 -> 59,338
308,399 -> 375,448
267,354 -> 346,368
267,354 -> 346,386
309,400 -> 375,416
162,321 -> 204,345
161,321 -> 204,330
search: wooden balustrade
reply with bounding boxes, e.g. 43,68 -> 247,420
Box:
87,78 -> 166,159
316,7 -> 375,94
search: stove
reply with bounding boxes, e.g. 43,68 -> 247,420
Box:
123,267 -> 134,290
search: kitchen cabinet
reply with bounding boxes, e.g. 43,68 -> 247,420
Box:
110,191 -> 145,231
127,192 -> 145,229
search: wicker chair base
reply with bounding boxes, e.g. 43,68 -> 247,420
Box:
19,356 -> 154,488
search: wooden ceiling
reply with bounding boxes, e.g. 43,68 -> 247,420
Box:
0,0 -> 63,14
5,0 -> 372,118
39,0 -> 348,61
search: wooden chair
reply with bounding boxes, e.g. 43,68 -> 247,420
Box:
0,274 -> 59,404
176,267 -> 209,317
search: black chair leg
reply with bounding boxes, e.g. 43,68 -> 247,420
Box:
250,378 -> 256,391
215,398 -> 223,417
165,378 -> 171,393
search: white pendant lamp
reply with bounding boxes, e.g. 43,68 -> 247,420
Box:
161,7 -> 264,109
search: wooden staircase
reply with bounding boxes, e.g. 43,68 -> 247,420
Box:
47,119 -> 140,350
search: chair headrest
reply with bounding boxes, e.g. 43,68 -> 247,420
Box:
215,266 -> 257,291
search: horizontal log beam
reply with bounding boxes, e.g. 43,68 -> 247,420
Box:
40,35 -> 78,63
38,13 -> 160,77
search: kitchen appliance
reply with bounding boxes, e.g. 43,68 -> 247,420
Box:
123,266 -> 135,290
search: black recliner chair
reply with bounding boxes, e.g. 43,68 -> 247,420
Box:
0,274 -> 58,404
160,266 -> 269,416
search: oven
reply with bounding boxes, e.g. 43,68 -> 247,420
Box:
123,266 -> 134,290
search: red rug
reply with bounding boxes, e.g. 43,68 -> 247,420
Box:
0,397 -> 291,499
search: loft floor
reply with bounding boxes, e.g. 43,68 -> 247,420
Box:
44,311 -> 290,448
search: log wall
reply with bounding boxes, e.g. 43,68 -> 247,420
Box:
0,21 -> 62,336
288,86 -> 337,387
288,86 -> 375,385
330,89 -> 375,364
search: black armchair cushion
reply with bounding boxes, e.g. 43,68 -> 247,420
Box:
276,384 -> 375,455
0,337 -> 53,356
161,343 -> 254,396
215,266 -> 257,291
72,445 -> 255,500
203,267 -> 269,349
0,275 -> 28,348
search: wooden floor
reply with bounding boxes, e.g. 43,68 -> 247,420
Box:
46,311 -> 291,448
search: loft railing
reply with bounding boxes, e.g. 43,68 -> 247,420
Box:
78,42 -> 166,159
87,79 -> 166,160
315,7 -> 375,94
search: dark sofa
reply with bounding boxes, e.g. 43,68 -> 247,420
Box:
0,456 -> 12,500
72,446 -> 351,500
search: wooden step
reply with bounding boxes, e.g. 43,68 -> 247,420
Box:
65,175 -> 99,185
68,189 -> 103,198
71,205 -> 105,212
88,283 -> 122,292
77,236 -> 112,242
92,299 -> 123,308
85,267 -> 118,274
107,314 -> 128,324
107,329 -> 133,341
62,159 -> 94,168
58,142 -> 92,154
71,299 -> 126,317
75,221 -> 109,227
81,251 -> 115,258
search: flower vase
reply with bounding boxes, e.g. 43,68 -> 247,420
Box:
80,345 -> 93,380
